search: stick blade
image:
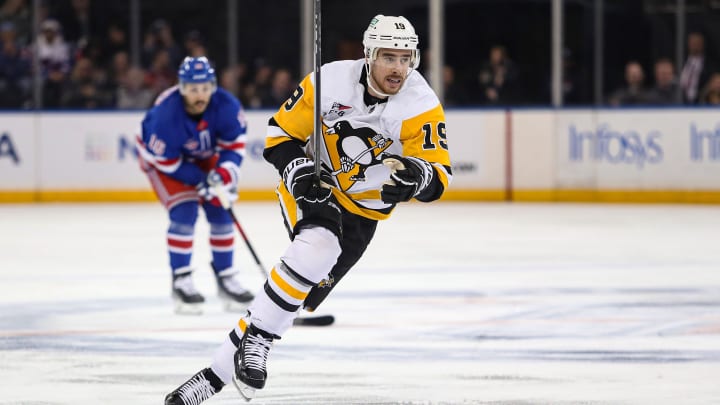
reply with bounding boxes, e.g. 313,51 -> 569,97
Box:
293,314 -> 335,327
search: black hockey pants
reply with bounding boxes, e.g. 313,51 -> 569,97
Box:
303,208 -> 378,311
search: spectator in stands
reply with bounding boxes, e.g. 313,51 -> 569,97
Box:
559,47 -> 589,105
679,32 -> 717,104
116,66 -> 153,109
0,0 -> 31,45
645,58 -> 680,105
607,61 -> 648,106
61,56 -> 111,108
0,20 -> 31,108
244,61 -> 273,109
97,21 -> 128,70
184,30 -> 207,58
220,63 -> 248,101
61,0 -> 90,43
260,67 -> 294,108
477,45 -> 519,105
34,18 -> 71,107
699,73 -> 720,105
441,65 -> 469,106
144,48 -> 175,96
57,0 -> 104,48
108,50 -> 130,87
420,48 -> 467,106
141,19 -> 182,70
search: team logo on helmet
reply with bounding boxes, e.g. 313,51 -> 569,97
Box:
178,56 -> 216,85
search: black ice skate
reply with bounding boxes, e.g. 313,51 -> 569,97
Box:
172,272 -> 205,315
232,324 -> 279,401
165,367 -> 224,405
212,263 -> 254,312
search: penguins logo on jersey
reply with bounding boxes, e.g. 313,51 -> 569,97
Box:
324,120 -> 393,189
317,274 -> 335,289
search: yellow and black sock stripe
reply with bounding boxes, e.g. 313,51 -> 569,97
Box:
263,261 -> 315,313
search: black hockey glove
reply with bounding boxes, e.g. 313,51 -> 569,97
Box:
380,155 -> 434,203
283,158 -> 342,238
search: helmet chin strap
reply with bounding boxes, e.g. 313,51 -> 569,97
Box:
364,62 -> 392,99
366,62 -> 415,99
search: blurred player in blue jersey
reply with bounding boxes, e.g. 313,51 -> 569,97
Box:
137,56 -> 253,314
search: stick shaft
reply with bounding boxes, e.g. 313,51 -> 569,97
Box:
313,0 -> 322,180
211,186 -> 267,277
228,207 -> 268,278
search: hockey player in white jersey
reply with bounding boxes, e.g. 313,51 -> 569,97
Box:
165,14 -> 452,404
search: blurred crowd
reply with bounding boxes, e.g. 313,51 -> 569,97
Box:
604,32 -> 720,107
428,32 -> 720,108
1,0 -> 719,110
0,0 -> 296,110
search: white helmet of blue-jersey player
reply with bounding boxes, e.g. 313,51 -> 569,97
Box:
362,15 -> 420,97
177,56 -> 217,96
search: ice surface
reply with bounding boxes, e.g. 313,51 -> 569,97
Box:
1,202 -> 719,404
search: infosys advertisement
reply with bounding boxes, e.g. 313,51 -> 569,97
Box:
555,109 -> 720,190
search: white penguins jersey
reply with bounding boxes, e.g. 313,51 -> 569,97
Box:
266,58 -> 452,220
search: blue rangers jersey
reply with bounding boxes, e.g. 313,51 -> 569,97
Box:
137,85 -> 247,186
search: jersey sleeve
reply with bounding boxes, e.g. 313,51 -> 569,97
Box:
399,103 -> 452,202
263,74 -> 315,173
138,108 -> 205,186
215,96 -> 248,180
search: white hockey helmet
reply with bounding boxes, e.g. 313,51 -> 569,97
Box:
363,15 -> 420,70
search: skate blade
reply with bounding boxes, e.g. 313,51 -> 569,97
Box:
173,301 -> 203,315
232,377 -> 256,401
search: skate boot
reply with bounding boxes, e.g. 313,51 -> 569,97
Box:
232,324 -> 279,401
213,267 -> 254,312
165,367 -> 224,405
172,272 -> 205,315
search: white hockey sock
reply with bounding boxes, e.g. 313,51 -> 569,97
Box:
210,334 -> 237,385
248,227 -> 341,336
245,286 -> 299,336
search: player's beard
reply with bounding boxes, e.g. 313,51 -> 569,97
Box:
185,99 -> 208,114
371,71 -> 405,96
193,100 -> 207,111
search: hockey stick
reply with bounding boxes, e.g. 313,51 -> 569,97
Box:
312,0 -> 322,182
298,0 -> 335,328
225,204 -> 268,278
213,187 -> 334,326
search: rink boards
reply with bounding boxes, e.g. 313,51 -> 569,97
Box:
1,108 -> 719,203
